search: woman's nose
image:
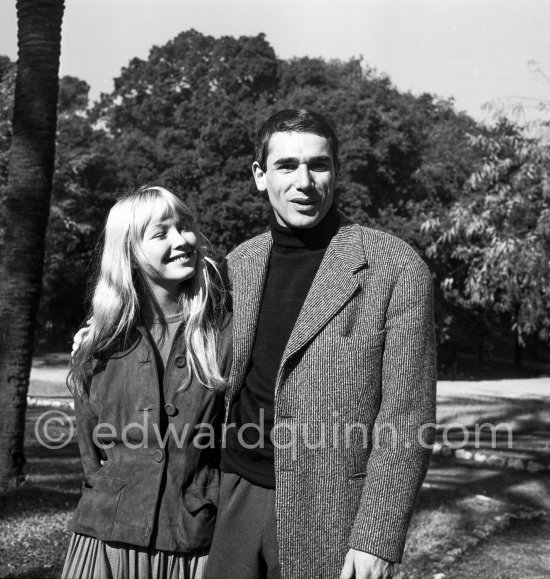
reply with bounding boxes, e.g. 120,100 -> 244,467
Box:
170,228 -> 196,248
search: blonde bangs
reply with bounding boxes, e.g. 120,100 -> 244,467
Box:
131,188 -> 185,240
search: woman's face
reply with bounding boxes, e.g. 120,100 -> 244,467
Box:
138,214 -> 198,291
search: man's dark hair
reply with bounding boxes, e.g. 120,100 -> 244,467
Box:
254,109 -> 339,171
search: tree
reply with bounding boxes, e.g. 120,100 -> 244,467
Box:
422,121 -> 550,364
36,76 -> 109,351
483,60 -> 550,136
90,38 -> 479,254
0,57 -> 16,197
0,0 -> 65,492
89,30 -> 281,254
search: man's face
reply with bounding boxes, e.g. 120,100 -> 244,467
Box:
252,132 -> 338,229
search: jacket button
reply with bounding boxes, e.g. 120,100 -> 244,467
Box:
164,403 -> 177,416
174,355 -> 186,368
153,449 -> 165,463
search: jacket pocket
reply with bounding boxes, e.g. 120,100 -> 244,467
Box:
342,329 -> 386,351
182,482 -> 220,515
176,478 -> 219,551
86,474 -> 127,492
183,458 -> 220,515
71,475 -> 127,539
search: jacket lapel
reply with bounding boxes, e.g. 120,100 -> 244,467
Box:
279,223 -> 367,370
227,234 -> 273,407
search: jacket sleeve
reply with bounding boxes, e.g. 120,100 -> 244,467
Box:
74,380 -> 104,479
348,256 -> 437,563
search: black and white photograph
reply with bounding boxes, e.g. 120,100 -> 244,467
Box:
0,1 -> 549,577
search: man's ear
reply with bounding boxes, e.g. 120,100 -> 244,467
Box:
252,162 -> 267,192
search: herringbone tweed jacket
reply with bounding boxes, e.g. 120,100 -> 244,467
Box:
224,218 -> 437,578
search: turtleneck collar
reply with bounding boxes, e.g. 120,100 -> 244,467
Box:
269,204 -> 340,250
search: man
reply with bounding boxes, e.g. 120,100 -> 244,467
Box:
205,109 -> 436,579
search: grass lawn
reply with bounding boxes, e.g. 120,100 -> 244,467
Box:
0,407 -> 81,579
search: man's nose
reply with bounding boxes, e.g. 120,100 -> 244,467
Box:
295,165 -> 313,190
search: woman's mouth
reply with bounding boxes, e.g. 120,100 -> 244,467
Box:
167,251 -> 194,263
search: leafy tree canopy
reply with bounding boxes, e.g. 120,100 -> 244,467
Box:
423,120 -> 550,343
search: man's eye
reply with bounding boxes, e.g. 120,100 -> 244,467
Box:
310,163 -> 330,172
274,161 -> 297,171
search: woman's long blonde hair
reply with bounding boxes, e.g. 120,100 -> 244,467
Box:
69,186 -> 227,394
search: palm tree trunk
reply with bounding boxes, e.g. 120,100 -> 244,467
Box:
0,0 -> 65,493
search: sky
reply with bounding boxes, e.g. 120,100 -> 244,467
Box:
1,0 -> 549,123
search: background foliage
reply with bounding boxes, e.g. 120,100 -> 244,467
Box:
1,30 -> 548,371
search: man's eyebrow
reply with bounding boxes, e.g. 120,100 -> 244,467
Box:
272,155 -> 332,166
272,156 -> 299,166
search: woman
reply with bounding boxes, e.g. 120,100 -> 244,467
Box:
63,186 -> 231,579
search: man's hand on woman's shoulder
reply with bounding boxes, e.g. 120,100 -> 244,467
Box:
71,319 -> 91,356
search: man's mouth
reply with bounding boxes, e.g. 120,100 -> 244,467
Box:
291,198 -> 317,206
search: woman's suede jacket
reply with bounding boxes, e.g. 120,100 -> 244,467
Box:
70,316 -> 232,554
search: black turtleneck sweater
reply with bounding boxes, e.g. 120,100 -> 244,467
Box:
221,205 -> 340,488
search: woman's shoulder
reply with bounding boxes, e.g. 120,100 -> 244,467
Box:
92,327 -> 143,361
77,329 -> 143,390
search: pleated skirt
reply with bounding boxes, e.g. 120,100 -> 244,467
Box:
61,533 -> 208,579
